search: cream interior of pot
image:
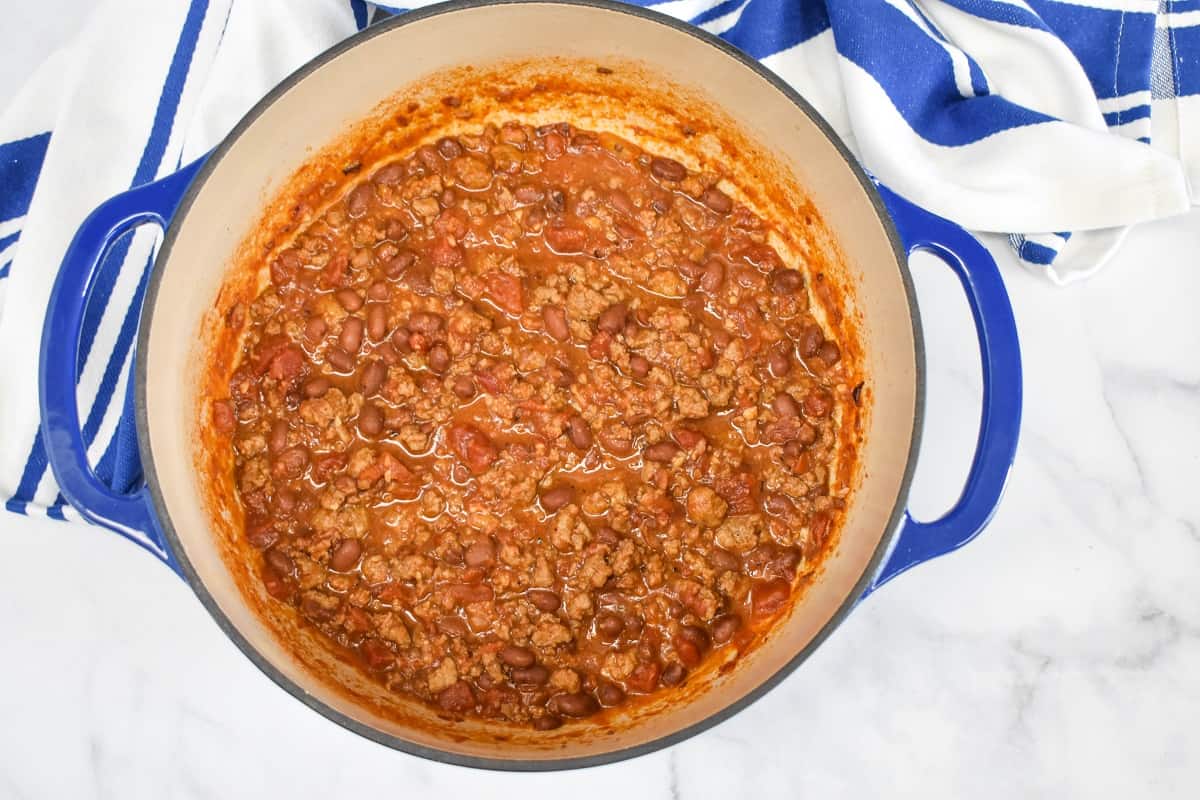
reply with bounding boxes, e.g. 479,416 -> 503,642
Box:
141,2 -> 916,764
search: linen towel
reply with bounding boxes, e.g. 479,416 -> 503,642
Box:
0,0 -> 1196,524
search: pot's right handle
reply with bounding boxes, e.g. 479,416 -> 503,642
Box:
864,185 -> 1022,595
39,158 -> 206,571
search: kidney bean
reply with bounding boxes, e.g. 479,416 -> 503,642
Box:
553,692 -> 599,718
427,344 -> 450,373
325,346 -> 355,373
498,645 -> 535,668
768,342 -> 792,377
437,137 -> 463,159
385,250 -> 415,278
339,317 -> 364,353
541,305 -> 570,341
554,368 -> 575,389
712,614 -> 742,644
335,288 -> 363,312
752,578 -> 792,618
330,538 -> 363,572
528,589 -> 561,612
768,547 -> 802,579
763,493 -> 796,518
273,447 -> 308,479
596,613 -> 625,640
566,416 -> 593,449
700,187 -> 733,214
798,324 -> 823,357
377,343 -> 401,367
597,683 -> 626,707
300,376 -> 328,398
650,156 -> 687,182
597,302 -> 628,334
367,282 -> 390,302
304,317 -> 327,344
540,485 -> 576,513
372,161 -> 404,185
660,662 -> 687,686
366,303 -> 388,341
708,547 -> 740,572
437,681 -> 475,713
625,354 -> 651,379
674,639 -> 702,669
511,665 -> 550,686
449,583 -> 494,604
452,375 -> 476,400
358,404 -> 383,437
768,269 -> 804,295
679,624 -> 710,649
265,547 -> 294,576
464,539 -> 495,567
700,260 -> 725,294
533,715 -> 563,731
360,360 -> 386,397
644,441 -> 680,463
818,340 -> 841,365
267,419 -> 288,454
246,518 -> 278,549
408,311 -> 444,334
346,184 -> 373,218
804,390 -> 833,418
773,393 -> 801,418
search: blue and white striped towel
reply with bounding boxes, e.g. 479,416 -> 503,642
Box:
1,0 -> 1197,524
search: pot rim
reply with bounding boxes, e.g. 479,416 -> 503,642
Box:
135,0 -> 925,772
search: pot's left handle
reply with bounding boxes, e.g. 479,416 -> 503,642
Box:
39,157 -> 207,571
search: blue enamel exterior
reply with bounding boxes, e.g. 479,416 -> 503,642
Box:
38,158 -> 206,573
865,184 -> 1023,594
39,160 -> 1019,593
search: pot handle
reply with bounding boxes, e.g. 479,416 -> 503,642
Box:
864,185 -> 1022,595
39,158 -> 206,571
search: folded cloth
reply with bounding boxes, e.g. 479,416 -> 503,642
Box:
0,0 -> 1196,523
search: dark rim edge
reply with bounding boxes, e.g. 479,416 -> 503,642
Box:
135,0 -> 926,773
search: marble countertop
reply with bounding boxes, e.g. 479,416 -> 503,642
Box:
3,10 -> 1198,799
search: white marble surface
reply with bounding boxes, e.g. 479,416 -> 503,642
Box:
3,12 -> 1200,800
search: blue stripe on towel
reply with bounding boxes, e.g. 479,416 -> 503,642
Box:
828,1 -> 1054,145
350,0 -> 369,30
7,0 -> 210,515
720,0 -> 831,59
0,131 -> 51,223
